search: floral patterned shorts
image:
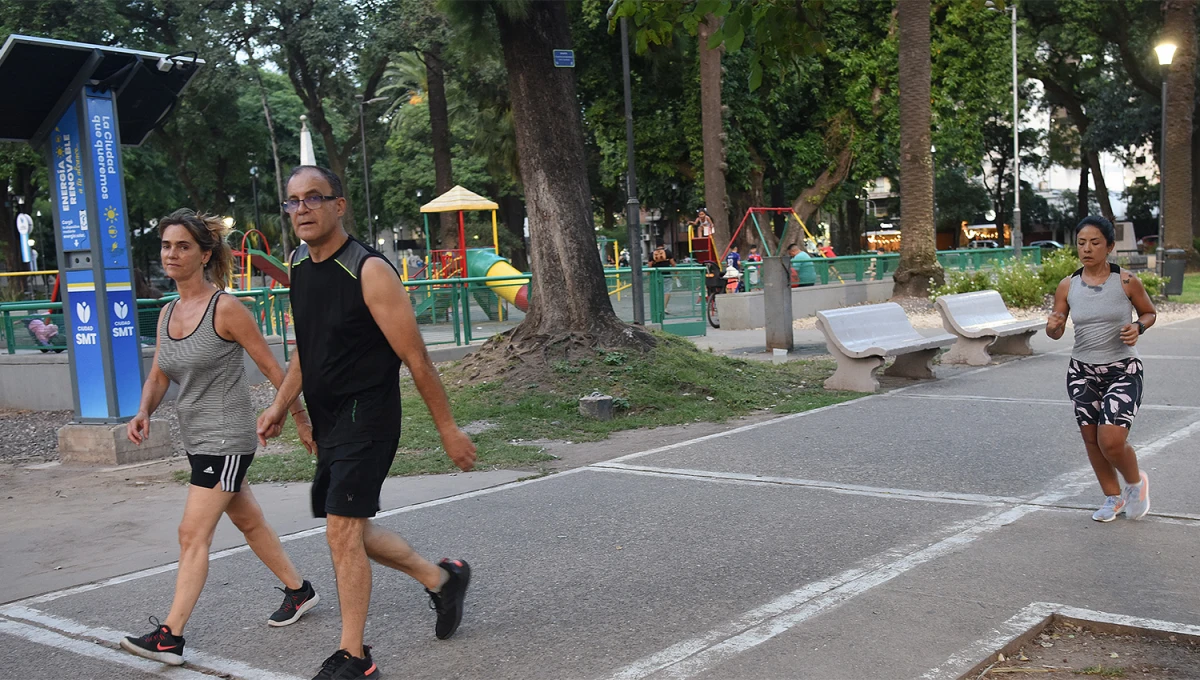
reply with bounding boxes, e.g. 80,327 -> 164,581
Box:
1067,357 -> 1143,428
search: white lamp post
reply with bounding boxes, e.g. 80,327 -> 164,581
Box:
1154,42 -> 1176,277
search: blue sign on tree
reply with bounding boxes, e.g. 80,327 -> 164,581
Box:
553,49 -> 575,68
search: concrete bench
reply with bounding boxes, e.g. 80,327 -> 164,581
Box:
935,290 -> 1045,366
815,302 -> 957,392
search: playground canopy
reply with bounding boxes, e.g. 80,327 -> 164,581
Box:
420,185 -> 498,213
418,185 -> 501,260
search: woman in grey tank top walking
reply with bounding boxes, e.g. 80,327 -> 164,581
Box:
1046,216 -> 1157,523
119,210 -> 319,666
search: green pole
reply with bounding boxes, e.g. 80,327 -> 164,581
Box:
423,213 -> 432,259
749,213 -> 772,257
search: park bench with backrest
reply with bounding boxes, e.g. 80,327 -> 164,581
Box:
815,302 -> 957,393
934,290 -> 1045,366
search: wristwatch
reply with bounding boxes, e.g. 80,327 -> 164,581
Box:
1136,320 -> 1146,335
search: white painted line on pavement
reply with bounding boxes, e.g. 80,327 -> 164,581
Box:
894,393 -> 1200,412
607,506 -> 1028,680
921,601 -> 1200,680
919,601 -> 1055,680
606,415 -> 1200,680
0,617 -> 213,679
7,466 -> 591,608
1135,354 -> 1200,360
0,606 -> 306,680
590,463 -> 1021,506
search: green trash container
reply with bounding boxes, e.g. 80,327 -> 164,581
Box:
1164,249 -> 1187,296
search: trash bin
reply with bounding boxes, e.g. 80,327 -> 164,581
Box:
1164,249 -> 1187,296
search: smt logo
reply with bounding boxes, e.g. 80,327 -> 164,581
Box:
76,301 -> 91,324
113,301 -> 128,320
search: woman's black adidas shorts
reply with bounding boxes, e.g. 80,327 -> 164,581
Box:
188,453 -> 255,492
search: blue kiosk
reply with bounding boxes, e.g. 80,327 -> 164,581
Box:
0,35 -> 201,426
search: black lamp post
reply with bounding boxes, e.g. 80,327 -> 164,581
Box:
249,166 -> 263,232
357,94 -> 388,246
620,17 -> 645,325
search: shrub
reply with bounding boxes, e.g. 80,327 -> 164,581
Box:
931,270 -> 993,300
994,258 -> 1045,308
1039,247 -> 1080,293
1137,271 -> 1167,297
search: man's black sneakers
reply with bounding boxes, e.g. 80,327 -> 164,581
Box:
426,558 -> 471,640
269,579 -> 320,627
120,617 -> 185,666
312,646 -> 379,679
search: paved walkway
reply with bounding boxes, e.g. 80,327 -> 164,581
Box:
3,318 -> 1200,679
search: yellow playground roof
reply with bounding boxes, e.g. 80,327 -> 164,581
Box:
420,185 -> 499,213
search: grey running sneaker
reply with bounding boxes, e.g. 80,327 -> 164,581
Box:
1092,495 -> 1125,522
1122,471 -> 1150,520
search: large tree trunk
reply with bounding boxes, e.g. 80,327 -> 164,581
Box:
893,0 -> 942,297
1192,122 -> 1200,238
1164,0 -> 1196,253
843,195 -> 863,255
1086,150 -> 1115,222
425,44 -> 458,250
317,134 -> 357,236
789,135 -> 854,250
1077,155 -> 1090,221
492,0 -> 649,352
697,14 -> 730,253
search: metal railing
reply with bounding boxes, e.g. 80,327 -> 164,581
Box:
739,247 -> 1044,292
1,267 -> 712,355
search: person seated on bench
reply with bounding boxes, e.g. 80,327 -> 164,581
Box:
787,243 -> 816,287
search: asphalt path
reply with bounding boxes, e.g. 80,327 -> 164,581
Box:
3,317 -> 1198,679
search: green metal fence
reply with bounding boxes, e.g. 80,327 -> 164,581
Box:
741,247 -> 1043,292
1,267 -> 710,355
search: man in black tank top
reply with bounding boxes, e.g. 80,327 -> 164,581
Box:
258,166 -> 477,680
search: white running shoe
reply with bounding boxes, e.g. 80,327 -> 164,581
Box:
1092,495 -> 1126,522
1121,471 -> 1150,520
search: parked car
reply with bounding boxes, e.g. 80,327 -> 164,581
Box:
1136,235 -> 1159,253
1029,240 -> 1064,250
968,239 -> 1000,249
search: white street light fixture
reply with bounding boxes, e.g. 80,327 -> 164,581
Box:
1155,43 -> 1177,66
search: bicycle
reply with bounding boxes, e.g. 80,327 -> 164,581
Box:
703,262 -> 728,329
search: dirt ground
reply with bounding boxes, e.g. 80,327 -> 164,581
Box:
977,621 -> 1200,679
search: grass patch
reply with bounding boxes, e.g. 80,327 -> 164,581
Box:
190,331 -> 851,484
1080,665 -> 1125,677
1170,272 -> 1200,304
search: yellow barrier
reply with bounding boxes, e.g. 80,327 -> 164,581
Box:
0,270 -> 57,277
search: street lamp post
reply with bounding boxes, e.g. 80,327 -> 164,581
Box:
1154,42 -> 1176,278
620,17 -> 645,325
986,1 -> 1021,258
357,94 -> 388,247
249,166 -> 263,232
1008,3 -> 1021,259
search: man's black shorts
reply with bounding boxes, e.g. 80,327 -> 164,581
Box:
311,438 -> 399,518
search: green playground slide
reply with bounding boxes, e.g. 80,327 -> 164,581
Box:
246,249 -> 290,286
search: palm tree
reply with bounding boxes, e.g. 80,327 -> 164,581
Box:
893,0 -> 943,297
380,51 -> 459,248
697,14 -> 730,252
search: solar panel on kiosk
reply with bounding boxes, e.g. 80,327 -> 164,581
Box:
0,35 -> 203,146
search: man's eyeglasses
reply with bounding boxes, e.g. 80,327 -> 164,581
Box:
281,195 -> 340,213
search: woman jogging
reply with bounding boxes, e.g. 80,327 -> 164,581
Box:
121,209 -> 319,666
1046,216 -> 1157,523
